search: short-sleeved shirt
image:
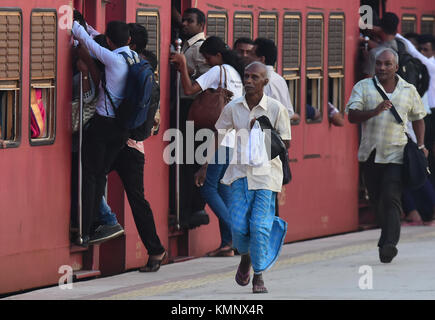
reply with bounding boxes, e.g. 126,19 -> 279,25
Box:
346,75 -> 426,164
215,94 -> 291,192
265,66 -> 295,118
195,64 -> 243,97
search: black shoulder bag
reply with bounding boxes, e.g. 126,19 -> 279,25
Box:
256,115 -> 292,185
372,78 -> 429,189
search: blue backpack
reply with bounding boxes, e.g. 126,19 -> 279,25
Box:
104,51 -> 155,130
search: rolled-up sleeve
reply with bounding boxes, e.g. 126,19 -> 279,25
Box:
275,103 -> 292,140
408,86 -> 427,121
346,81 -> 365,112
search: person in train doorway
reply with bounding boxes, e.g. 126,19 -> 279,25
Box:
346,48 -> 427,263
173,7 -> 211,229
195,62 -> 291,293
170,36 -> 244,257
71,18 -> 137,247
78,22 -> 168,271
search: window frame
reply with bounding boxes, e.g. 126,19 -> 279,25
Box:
136,9 -> 160,80
327,13 -> 345,114
0,8 -> 22,149
305,13 -> 324,124
258,12 -> 278,46
29,8 -> 57,146
401,14 -> 417,34
282,12 -> 301,125
233,12 -> 253,42
206,11 -> 228,44
421,15 -> 435,35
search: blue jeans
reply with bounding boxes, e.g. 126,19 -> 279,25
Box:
99,195 -> 119,226
200,146 -> 232,248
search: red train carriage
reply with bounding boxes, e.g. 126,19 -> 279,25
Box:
0,0 -> 434,295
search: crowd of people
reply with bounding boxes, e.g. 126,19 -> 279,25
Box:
69,6 -> 435,294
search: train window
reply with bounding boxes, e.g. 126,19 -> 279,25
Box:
328,14 -> 345,113
258,13 -> 278,45
421,15 -> 435,35
136,9 -> 160,80
401,14 -> 416,34
207,12 -> 228,43
0,10 -> 21,147
30,10 -> 57,145
282,13 -> 301,124
306,14 -> 323,123
233,12 -> 253,42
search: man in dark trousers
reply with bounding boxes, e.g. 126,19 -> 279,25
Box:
346,48 -> 426,263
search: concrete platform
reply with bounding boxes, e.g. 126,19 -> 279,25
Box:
3,226 -> 435,300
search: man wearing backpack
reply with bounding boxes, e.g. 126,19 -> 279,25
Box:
71,19 -> 139,246
88,23 -> 167,270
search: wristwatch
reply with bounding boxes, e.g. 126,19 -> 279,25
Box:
418,144 -> 426,150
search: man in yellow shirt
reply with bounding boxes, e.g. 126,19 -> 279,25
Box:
346,48 -> 426,263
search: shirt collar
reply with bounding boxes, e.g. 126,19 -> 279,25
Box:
187,32 -> 206,47
241,94 -> 268,111
113,46 -> 132,54
266,65 -> 274,79
374,74 -> 409,92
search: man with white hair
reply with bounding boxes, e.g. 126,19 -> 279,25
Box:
195,62 -> 291,293
346,48 -> 426,263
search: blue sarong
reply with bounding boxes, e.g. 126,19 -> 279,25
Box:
230,178 -> 287,273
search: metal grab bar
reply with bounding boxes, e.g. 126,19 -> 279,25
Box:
175,38 -> 182,230
77,71 -> 84,245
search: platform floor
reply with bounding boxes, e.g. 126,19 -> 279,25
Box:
3,226 -> 435,300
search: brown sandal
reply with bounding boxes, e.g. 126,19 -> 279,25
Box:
235,265 -> 250,286
139,251 -> 168,272
252,274 -> 268,293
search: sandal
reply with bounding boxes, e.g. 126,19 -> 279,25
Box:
139,251 -> 168,272
235,264 -> 250,286
252,274 -> 268,294
206,246 -> 234,257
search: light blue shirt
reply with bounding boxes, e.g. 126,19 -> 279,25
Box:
72,21 -> 138,117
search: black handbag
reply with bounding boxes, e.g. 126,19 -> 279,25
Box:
372,78 -> 429,189
256,115 -> 292,185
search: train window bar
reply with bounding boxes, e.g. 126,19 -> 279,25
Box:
258,12 -> 278,48
29,10 -> 57,146
136,9 -> 160,81
207,12 -> 228,44
283,13 -> 301,125
401,14 -> 416,34
328,13 -> 345,113
421,15 -> 435,35
0,10 -> 22,148
306,14 -> 324,123
233,12 -> 253,43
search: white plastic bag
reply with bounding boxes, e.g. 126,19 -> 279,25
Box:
245,120 -> 269,167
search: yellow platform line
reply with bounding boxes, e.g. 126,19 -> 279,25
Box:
99,230 -> 435,300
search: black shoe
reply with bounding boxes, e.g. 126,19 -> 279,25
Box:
379,244 -> 398,263
187,210 -> 210,229
89,223 -> 124,245
74,235 -> 90,248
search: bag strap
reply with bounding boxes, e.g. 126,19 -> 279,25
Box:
218,65 -> 228,89
372,77 -> 403,124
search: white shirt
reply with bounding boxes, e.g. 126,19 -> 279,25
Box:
215,94 -> 291,192
264,65 -> 295,118
196,64 -> 243,147
396,33 -> 435,109
72,21 -> 138,117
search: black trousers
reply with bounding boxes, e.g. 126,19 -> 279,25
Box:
81,115 -> 130,238
362,151 -> 403,248
110,145 -> 165,256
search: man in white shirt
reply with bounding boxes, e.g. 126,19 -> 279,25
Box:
195,62 -> 291,294
71,19 -> 136,246
248,38 -> 296,121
